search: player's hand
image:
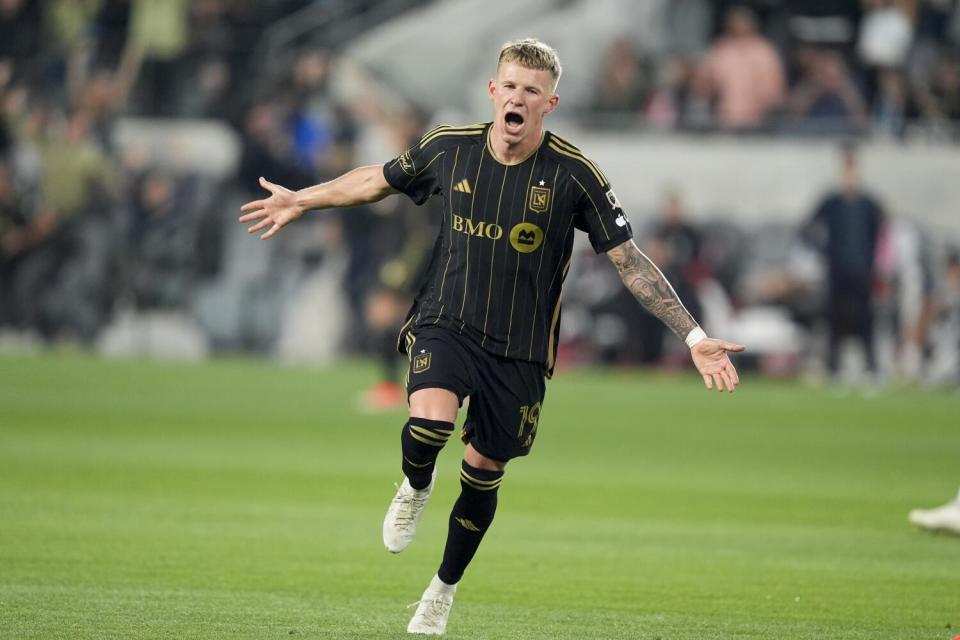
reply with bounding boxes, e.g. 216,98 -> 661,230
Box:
690,338 -> 745,393
238,177 -> 303,239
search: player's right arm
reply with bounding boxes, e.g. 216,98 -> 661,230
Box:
239,165 -> 397,240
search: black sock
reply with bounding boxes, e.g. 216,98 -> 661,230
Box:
401,418 -> 455,489
437,460 -> 503,585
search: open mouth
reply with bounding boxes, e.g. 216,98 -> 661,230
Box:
505,111 -> 524,132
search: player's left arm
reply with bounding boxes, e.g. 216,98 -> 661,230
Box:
606,239 -> 745,392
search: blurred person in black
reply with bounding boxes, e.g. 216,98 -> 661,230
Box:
0,0 -> 41,86
238,38 -> 744,636
913,51 -> 960,130
0,157 -> 32,328
122,170 -> 198,310
586,37 -> 652,128
804,145 -> 884,381
784,47 -> 868,135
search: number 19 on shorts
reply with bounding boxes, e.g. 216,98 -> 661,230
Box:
517,402 -> 541,448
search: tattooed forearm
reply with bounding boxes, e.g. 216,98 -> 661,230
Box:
607,240 -> 698,340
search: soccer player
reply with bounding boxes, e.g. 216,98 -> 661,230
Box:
239,39 -> 745,636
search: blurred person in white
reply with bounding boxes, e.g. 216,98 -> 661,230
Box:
238,38 -> 744,636
693,5 -> 786,130
858,0 -> 915,135
803,145 -> 884,383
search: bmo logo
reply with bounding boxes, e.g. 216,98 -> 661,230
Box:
509,222 -> 543,253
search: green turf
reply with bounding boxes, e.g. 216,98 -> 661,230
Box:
0,354 -> 957,639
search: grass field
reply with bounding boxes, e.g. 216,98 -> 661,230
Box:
0,354 -> 957,639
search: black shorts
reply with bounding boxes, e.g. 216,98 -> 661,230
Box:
404,325 -> 547,462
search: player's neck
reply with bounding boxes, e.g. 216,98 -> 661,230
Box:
487,126 -> 545,166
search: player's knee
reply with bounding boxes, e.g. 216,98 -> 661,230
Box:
409,388 -> 459,422
402,417 -> 456,455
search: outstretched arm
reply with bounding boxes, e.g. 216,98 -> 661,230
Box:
238,165 -> 398,239
606,239 -> 745,392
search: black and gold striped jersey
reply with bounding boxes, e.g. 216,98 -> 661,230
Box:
383,122 -> 632,375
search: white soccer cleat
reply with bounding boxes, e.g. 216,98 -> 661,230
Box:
407,574 -> 456,635
383,469 -> 436,553
908,493 -> 960,535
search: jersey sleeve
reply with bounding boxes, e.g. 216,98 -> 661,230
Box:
383,131 -> 448,205
570,162 -> 633,254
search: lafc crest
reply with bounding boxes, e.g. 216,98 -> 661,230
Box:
413,351 -> 432,373
528,185 -> 551,213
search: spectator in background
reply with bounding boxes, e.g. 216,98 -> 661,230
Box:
645,53 -> 694,130
0,157 -> 31,328
804,145 -> 884,382
122,170 -> 197,310
940,250 -> 960,383
785,47 -> 868,135
913,51 -> 960,132
693,5 -> 786,130
285,48 -> 358,179
237,102 -> 313,193
909,248 -> 960,384
857,0 -> 915,136
1,103 -> 116,339
126,0 -> 191,116
0,0 -> 41,86
906,0 -> 960,135
174,0 -> 233,119
587,37 -> 651,128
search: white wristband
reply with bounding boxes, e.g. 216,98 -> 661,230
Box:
684,327 -> 707,348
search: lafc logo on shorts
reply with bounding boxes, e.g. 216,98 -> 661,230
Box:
398,151 -> 416,176
528,185 -> 551,213
509,222 -> 544,253
413,352 -> 432,373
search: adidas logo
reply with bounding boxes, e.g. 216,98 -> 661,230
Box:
452,179 -> 472,194
455,517 -> 482,532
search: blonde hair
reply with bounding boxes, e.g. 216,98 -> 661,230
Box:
497,38 -> 562,91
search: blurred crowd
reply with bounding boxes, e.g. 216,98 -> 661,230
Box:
563,145 -> 960,388
588,0 -> 960,137
0,0 -> 958,393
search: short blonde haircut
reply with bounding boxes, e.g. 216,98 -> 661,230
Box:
497,38 -> 562,91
